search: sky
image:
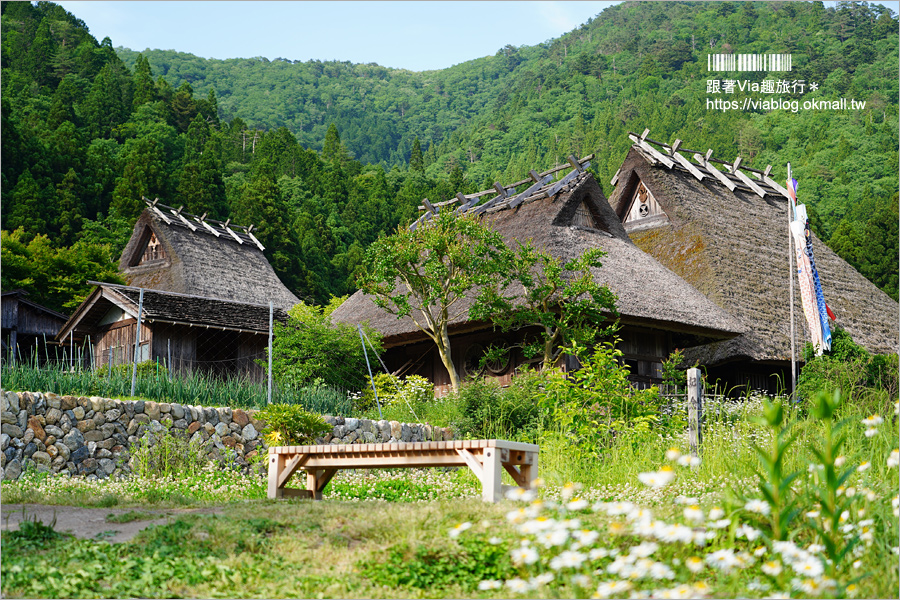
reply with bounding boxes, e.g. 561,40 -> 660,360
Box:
54,1 -> 621,72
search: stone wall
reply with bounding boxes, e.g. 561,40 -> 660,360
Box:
0,390 -> 452,481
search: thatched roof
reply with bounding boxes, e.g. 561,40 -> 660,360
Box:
119,201 -> 299,309
608,140 -> 898,364
57,283 -> 289,341
332,171 -> 745,347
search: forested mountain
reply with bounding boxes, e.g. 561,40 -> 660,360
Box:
2,1 -> 897,316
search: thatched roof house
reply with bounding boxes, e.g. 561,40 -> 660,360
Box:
607,131 -> 898,390
333,158 -> 745,392
57,283 -> 288,378
120,199 -> 299,309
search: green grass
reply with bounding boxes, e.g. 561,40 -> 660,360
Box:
0,362 -> 354,412
2,390 -> 897,598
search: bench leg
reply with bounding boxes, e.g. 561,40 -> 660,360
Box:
268,453 -> 287,499
481,447 -> 502,503
522,451 -> 538,489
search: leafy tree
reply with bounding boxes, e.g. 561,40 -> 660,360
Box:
357,211 -> 515,391
0,228 -> 125,314
270,299 -> 382,391
409,136 -> 424,173
474,243 -> 619,370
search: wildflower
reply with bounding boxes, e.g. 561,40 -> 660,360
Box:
807,543 -> 825,554
506,487 -> 536,502
753,545 -> 768,557
708,518 -> 731,529
448,521 -> 472,538
761,560 -> 783,576
736,524 -> 762,541
865,427 -> 878,438
893,496 -> 899,517
706,548 -> 740,572
567,498 -> 589,511
637,466 -> 676,488
531,572 -> 555,586
846,583 -> 859,596
845,486 -> 856,497
510,546 -> 539,566
488,536 -> 503,545
665,447 -> 682,461
861,415 -> 884,427
888,449 -> 899,468
550,550 -> 587,570
744,499 -> 771,515
506,508 -> 527,523
608,521 -> 627,536
680,556 -> 703,573
595,580 -> 632,598
677,455 -> 701,467
629,541 -> 659,557
573,529 -> 600,546
505,577 -> 532,593
857,461 -> 871,472
478,580 -> 502,590
649,561 -> 675,580
561,481 -> 582,500
852,559 -> 862,569
708,507 -> 725,520
834,455 -> 847,467
791,555 -> 824,578
604,501 -> 635,516
683,505 -> 704,522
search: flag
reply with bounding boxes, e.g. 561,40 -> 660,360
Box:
788,178 -> 832,354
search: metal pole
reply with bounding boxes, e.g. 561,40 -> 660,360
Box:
267,302 -> 274,405
108,346 -> 113,380
69,330 -> 73,370
687,367 -> 702,464
167,338 -> 172,381
359,324 -> 383,419
787,163 -> 797,402
130,288 -> 144,397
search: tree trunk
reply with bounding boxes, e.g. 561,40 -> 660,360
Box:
435,325 -> 461,392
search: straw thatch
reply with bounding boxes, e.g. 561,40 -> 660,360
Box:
332,172 -> 745,347
608,145 -> 899,365
119,202 -> 299,309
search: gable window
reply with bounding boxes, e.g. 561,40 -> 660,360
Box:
129,228 -> 167,267
573,200 -> 600,229
624,181 -> 668,231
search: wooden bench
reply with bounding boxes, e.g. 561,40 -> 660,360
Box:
267,439 -> 539,503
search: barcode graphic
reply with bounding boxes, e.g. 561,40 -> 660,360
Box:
707,53 -> 792,72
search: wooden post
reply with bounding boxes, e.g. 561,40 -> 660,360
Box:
687,367 -> 702,463
267,302 -> 273,405
130,288 -> 144,398
268,452 -> 287,499
481,447 -> 503,502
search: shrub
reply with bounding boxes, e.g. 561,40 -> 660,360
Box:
255,403 -> 332,446
269,299 -> 382,392
129,425 -> 206,479
451,370 -> 542,441
361,374 -> 434,410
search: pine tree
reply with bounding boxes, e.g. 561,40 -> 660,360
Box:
131,53 -> 156,108
410,136 -> 424,173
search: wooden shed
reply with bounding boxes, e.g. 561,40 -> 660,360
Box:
57,283 -> 288,379
607,130 -> 899,393
332,158 -> 745,395
1,290 -> 68,366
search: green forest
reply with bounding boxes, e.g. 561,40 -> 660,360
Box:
2,0 -> 897,316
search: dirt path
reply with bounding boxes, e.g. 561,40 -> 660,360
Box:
1,504 -> 224,544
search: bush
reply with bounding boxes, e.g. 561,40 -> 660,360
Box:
269,298 -> 382,392
361,373 -> 434,410
255,403 -> 332,446
129,425 -> 206,479
451,370 -> 542,441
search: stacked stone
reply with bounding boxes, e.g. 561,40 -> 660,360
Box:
320,416 -> 452,445
1,390 -> 453,481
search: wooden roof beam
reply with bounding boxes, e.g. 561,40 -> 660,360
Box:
693,152 -> 736,191
509,172 -> 553,208
727,156 -> 767,197
245,230 -> 266,252
629,133 -> 675,168
665,139 -> 706,182
170,207 -> 198,231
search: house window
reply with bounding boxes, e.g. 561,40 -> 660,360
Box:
573,201 -> 599,229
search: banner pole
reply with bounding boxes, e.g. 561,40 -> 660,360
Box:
787,163 -> 797,402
